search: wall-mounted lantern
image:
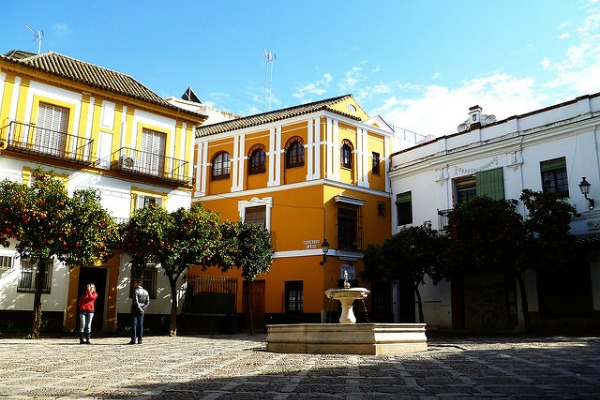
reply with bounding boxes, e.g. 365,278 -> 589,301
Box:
320,239 -> 330,265
579,177 -> 595,210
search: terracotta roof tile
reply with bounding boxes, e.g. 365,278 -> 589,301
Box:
195,94 -> 361,137
1,51 -> 204,120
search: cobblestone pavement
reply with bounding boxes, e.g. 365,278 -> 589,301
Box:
0,334 -> 599,399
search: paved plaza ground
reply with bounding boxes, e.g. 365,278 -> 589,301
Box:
0,333 -> 599,399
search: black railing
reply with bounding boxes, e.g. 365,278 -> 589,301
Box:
17,268 -> 51,293
438,208 -> 452,231
111,147 -> 191,185
184,275 -> 237,314
1,121 -> 93,165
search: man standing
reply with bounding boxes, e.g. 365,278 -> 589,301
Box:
129,279 -> 149,344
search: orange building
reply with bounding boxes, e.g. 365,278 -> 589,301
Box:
187,95 -> 395,331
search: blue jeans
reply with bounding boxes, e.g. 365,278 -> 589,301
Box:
131,313 -> 144,343
79,311 -> 94,333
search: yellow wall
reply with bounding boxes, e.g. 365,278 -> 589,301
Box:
195,103 -> 391,317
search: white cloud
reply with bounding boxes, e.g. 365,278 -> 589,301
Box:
52,23 -> 70,35
292,73 -> 332,101
375,74 -> 545,136
542,8 -> 600,92
338,67 -> 364,92
374,6 -> 600,137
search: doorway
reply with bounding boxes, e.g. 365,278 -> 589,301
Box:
78,267 -> 107,332
243,280 -> 265,332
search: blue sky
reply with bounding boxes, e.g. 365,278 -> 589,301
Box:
2,1 -> 599,136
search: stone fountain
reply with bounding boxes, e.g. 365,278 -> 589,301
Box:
267,271 -> 428,355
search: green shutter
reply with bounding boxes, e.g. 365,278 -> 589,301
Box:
476,167 -> 504,200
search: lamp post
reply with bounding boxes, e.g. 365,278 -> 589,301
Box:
579,177 -> 595,210
320,239 -> 330,265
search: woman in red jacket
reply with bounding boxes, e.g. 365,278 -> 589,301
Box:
78,283 -> 98,344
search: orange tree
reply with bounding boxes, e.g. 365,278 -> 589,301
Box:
0,167 -> 117,338
361,223 -> 444,323
119,203 -> 223,337
233,221 -> 273,334
446,196 -> 527,329
519,189 -> 578,330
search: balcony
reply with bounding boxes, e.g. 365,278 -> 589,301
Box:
438,208 -> 452,231
110,147 -> 191,185
1,121 -> 93,165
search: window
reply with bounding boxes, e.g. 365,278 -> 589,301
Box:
454,176 -> 476,204
0,255 -> 14,270
341,140 -> 353,169
248,146 -> 266,175
541,157 -> 568,195
338,207 -> 359,250
396,191 -> 413,226
35,103 -> 68,157
130,264 -> 157,299
140,129 -> 166,176
377,202 -> 386,217
211,152 -> 231,180
136,195 -> 163,209
286,138 -> 304,168
454,167 -> 505,205
372,152 -> 381,175
239,197 -> 272,231
285,281 -> 303,313
17,259 -> 51,293
244,206 -> 266,228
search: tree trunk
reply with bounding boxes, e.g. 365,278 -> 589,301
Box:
414,284 -> 425,323
168,276 -> 178,337
31,259 -> 47,339
516,272 -> 532,333
246,280 -> 254,335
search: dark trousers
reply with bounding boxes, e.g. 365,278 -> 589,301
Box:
131,313 -> 144,343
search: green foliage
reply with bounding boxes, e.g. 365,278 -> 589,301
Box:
120,203 -> 223,277
362,223 -> 444,285
520,189 -> 578,275
360,243 -> 386,283
234,222 -> 273,281
0,166 -> 118,267
446,196 -> 525,277
0,166 -> 118,338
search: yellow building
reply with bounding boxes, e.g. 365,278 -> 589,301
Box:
189,95 -> 394,330
0,50 -> 205,333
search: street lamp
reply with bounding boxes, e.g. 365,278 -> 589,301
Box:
579,177 -> 595,210
320,239 -> 330,265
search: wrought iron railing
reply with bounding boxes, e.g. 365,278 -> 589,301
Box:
1,121 -> 93,165
111,147 -> 191,185
438,208 -> 453,231
17,267 -> 51,293
183,275 -> 238,314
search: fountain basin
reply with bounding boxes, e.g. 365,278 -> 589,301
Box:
325,287 -> 370,324
266,323 -> 427,355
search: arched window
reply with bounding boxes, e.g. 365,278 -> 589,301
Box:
211,152 -> 230,180
286,137 -> 304,168
341,140 -> 353,169
248,145 -> 266,175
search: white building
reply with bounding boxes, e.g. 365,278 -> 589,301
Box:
390,92 -> 600,332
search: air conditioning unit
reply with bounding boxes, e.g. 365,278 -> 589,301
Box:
119,155 -> 137,169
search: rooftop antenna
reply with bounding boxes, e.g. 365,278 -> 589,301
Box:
26,25 -> 44,54
263,48 -> 276,112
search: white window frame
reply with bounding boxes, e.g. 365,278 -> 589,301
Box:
239,197 -> 272,231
